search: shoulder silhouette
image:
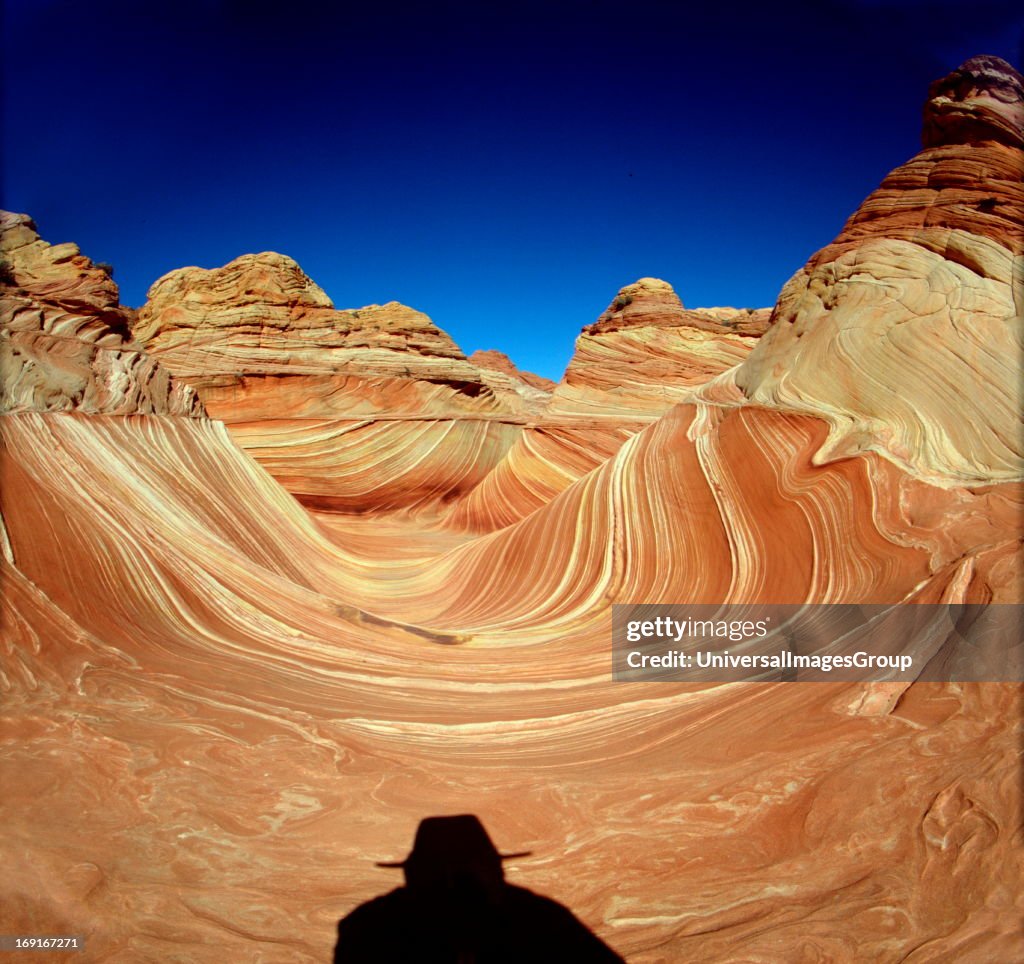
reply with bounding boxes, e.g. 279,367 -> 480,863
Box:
333,814 -> 624,963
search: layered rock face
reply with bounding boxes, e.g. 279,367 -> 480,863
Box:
550,277 -> 770,418
135,255 -> 549,511
733,55 -> 1024,485
135,254 -> 494,410
922,54 -> 1024,150
448,278 -> 770,531
2,57 -> 1023,964
467,348 -> 555,415
0,212 -> 202,417
469,348 -> 557,392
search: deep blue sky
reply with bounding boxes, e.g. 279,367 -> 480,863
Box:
3,1 -> 1021,379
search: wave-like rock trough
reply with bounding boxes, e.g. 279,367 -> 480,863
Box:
1,57 -> 1022,961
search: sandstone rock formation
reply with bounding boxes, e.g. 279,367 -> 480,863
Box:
448,278 -> 770,532
1,55 -> 1022,964
0,212 -> 202,417
732,55 -> 1024,486
922,53 -> 1024,150
466,348 -> 555,416
468,349 -> 557,392
135,254 -> 547,512
550,277 -> 770,418
135,254 -> 492,405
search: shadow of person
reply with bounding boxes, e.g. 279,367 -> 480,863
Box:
333,814 -> 624,962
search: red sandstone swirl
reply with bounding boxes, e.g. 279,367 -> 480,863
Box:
447,279 -> 771,532
731,55 -> 1024,486
1,56 -> 1022,963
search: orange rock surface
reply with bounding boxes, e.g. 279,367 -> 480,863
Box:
0,212 -> 202,417
449,279 -> 770,532
1,56 -> 1022,963
468,348 -> 557,393
134,255 -> 543,512
733,55 -> 1024,486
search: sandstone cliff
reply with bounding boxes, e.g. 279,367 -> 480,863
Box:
467,348 -> 555,415
448,277 -> 770,531
134,254 -> 551,512
549,276 -> 770,418
732,55 -> 1023,486
0,212 -> 203,417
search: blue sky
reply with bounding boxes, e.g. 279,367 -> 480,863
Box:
3,0 -> 1021,380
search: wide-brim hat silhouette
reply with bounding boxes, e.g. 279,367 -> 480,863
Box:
376,814 -> 531,868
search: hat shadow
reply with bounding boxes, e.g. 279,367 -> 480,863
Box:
333,814 -> 624,963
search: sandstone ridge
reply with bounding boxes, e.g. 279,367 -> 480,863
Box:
447,277 -> 771,531
137,253 -> 482,388
134,252 -> 555,512
0,212 -> 203,417
468,349 -> 556,392
731,54 -> 1023,485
